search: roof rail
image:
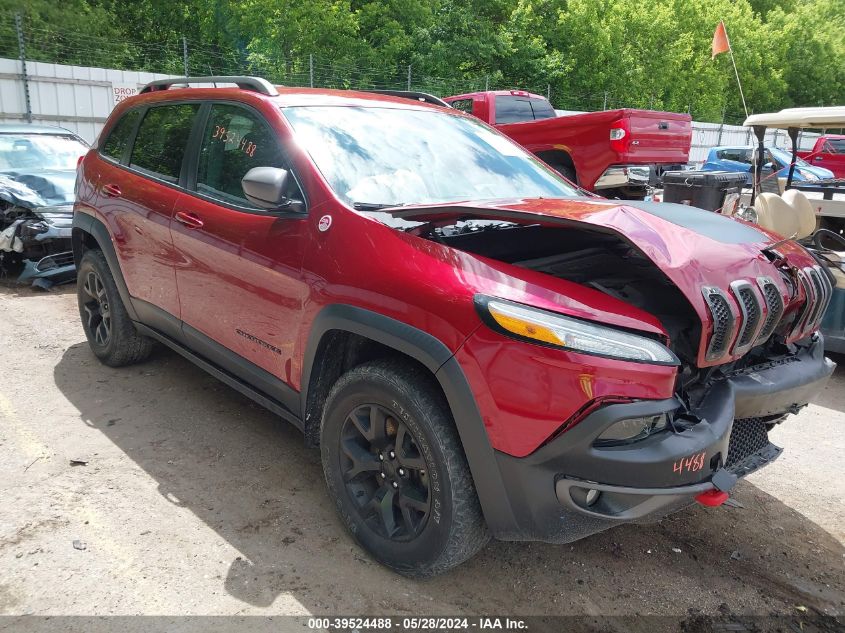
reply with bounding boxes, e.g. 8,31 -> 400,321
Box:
362,90 -> 451,108
139,76 -> 279,97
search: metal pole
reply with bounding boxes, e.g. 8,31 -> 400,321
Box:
309,54 -> 313,88
485,75 -> 489,91
15,13 -> 32,124
603,91 -> 607,110
407,65 -> 411,91
786,127 -> 799,189
716,110 -> 725,145
546,84 -> 550,100
182,36 -> 189,78
727,47 -> 748,118
751,125 -> 765,204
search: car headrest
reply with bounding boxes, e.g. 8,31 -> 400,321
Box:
755,193 -> 801,239
781,189 -> 818,239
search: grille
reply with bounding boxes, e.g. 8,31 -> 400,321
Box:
809,266 -> 832,330
726,417 -> 770,470
731,282 -> 761,351
792,269 -> 816,338
755,277 -> 784,342
702,287 -> 734,361
35,251 -> 75,272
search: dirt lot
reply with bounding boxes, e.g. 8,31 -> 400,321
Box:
1,284 -> 843,623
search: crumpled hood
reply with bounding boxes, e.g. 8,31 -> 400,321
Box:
380,197 -> 820,365
0,169 -> 76,208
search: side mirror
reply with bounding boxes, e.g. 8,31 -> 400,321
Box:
241,167 -> 305,213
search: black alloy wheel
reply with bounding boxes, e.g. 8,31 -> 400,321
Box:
340,403 -> 431,541
81,269 -> 112,346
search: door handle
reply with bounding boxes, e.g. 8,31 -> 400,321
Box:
102,183 -> 122,198
814,156 -> 823,161
174,210 -> 204,229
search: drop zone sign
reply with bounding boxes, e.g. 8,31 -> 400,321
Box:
112,84 -> 139,105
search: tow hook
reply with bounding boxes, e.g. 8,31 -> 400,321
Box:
695,490 -> 729,507
695,468 -> 737,507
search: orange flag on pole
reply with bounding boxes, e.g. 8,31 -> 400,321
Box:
712,20 -> 731,58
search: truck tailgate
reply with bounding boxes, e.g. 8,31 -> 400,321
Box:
620,110 -> 691,164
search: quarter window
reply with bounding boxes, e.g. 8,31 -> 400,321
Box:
195,104 -> 300,208
129,103 -> 200,183
101,109 -> 141,163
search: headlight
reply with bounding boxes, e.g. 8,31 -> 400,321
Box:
478,297 -> 679,364
800,171 -> 818,182
594,414 -> 668,447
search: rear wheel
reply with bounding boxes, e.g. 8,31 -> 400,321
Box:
320,359 -> 489,576
77,249 -> 154,367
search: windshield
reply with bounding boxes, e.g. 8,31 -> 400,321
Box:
281,106 -> 580,207
769,147 -> 809,168
0,134 -> 88,171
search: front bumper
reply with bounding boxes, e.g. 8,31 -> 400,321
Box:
492,335 -> 835,542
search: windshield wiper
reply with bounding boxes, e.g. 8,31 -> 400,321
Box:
352,202 -> 405,211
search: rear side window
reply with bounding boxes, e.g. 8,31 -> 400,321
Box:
130,103 -> 200,183
495,96 -> 556,124
195,103 -> 300,208
495,96 -> 534,124
529,99 -> 556,120
101,109 -> 141,162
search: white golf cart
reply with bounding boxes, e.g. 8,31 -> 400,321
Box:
742,107 -> 845,353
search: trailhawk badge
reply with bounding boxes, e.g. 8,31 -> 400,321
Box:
318,215 -> 332,232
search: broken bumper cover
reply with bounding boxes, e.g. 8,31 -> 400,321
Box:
492,335 -> 835,542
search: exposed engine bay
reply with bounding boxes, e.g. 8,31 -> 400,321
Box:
413,218 -> 815,389
0,173 -> 75,288
421,219 -> 702,360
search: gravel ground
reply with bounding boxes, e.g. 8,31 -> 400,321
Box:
0,284 -> 843,625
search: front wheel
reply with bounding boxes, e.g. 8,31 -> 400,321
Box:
320,359 -> 489,577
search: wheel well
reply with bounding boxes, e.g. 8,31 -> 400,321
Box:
535,149 -> 575,174
72,227 -> 101,267
302,330 -> 444,447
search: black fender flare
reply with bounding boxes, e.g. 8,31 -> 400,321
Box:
301,304 -> 520,536
72,212 -> 139,322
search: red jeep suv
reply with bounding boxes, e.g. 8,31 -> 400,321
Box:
73,76 -> 836,576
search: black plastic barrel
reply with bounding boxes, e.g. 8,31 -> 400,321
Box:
662,170 -> 748,213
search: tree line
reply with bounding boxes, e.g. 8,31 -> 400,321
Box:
3,0 -> 844,122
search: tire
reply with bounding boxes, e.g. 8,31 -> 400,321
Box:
77,248 -> 154,367
320,358 -> 489,577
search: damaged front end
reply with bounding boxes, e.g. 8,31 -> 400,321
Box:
0,173 -> 75,288
365,198 -> 836,540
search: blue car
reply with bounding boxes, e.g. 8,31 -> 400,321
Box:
702,145 -> 835,184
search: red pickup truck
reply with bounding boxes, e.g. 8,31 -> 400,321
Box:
797,135 -> 845,178
444,90 -> 692,198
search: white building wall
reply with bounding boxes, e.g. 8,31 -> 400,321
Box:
0,57 -> 177,143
